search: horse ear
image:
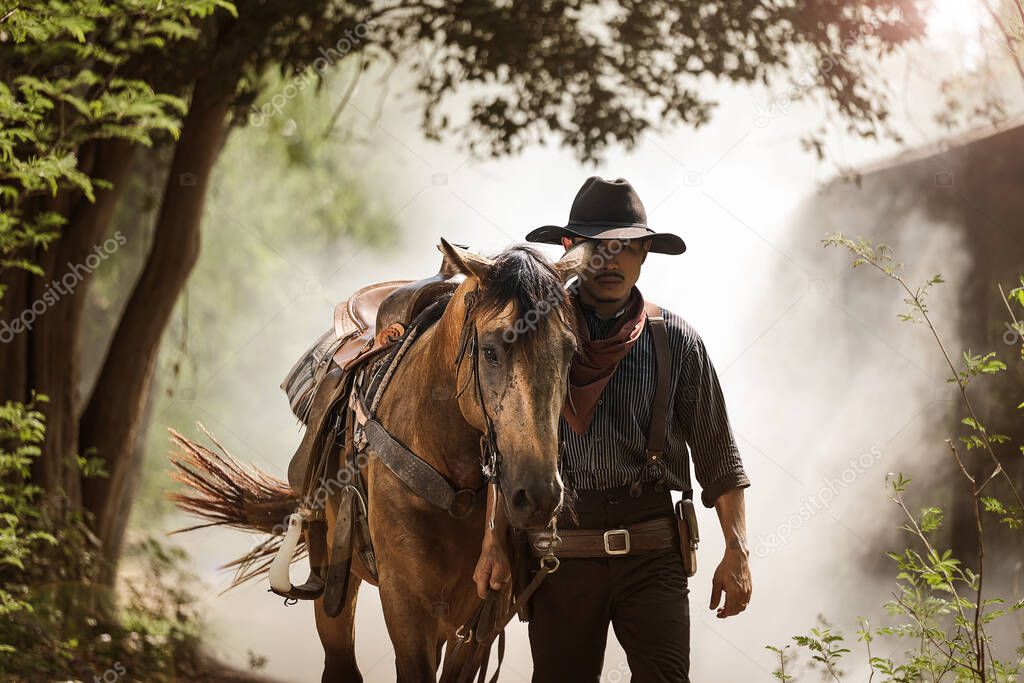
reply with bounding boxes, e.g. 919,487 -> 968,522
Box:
554,240 -> 596,282
437,238 -> 494,281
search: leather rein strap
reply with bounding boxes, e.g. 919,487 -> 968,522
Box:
447,556 -> 560,683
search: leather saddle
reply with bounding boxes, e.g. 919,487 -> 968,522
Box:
330,263 -> 463,371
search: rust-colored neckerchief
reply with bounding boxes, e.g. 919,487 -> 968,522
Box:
563,287 -> 647,434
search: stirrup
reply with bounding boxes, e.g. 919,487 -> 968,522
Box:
269,512 -> 326,600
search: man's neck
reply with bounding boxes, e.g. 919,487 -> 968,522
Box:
576,286 -> 633,319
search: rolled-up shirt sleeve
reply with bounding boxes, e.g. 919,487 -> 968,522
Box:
675,333 -> 750,508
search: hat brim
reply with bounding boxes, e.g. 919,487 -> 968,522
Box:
525,224 -> 686,255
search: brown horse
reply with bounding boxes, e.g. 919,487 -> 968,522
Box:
172,241 -> 586,681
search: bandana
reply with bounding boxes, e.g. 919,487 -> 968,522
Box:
563,287 -> 647,434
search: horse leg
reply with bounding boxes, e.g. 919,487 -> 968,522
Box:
378,584 -> 445,681
314,575 -> 362,683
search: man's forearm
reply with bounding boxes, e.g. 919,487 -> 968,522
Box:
713,487 -> 748,555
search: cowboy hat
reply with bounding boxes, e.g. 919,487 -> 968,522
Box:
525,176 -> 686,255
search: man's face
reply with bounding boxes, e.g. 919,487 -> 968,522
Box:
561,236 -> 651,303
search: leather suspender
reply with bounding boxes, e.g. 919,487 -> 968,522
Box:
638,301 -> 692,500
643,301 -> 670,468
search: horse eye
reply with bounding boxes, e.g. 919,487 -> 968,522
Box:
482,346 -> 499,365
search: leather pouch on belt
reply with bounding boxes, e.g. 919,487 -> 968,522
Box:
675,499 -> 699,577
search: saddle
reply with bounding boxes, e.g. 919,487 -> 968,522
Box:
329,264 -> 462,373
283,254 -> 464,488
271,247 -> 463,607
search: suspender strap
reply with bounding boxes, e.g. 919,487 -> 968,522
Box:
641,301 -> 693,500
643,301 -> 670,465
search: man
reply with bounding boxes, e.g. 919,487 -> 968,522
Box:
474,176 -> 752,682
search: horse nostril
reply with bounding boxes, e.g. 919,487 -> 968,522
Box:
509,483 -> 559,521
510,488 -> 531,513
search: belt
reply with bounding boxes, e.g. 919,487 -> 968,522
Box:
527,517 -> 677,559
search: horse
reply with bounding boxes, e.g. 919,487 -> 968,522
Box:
170,240 -> 588,681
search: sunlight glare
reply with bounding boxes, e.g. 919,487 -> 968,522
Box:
925,0 -> 990,68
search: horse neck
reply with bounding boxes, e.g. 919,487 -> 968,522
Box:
373,289 -> 483,488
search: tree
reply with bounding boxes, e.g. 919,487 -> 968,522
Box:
1,0 -> 931,585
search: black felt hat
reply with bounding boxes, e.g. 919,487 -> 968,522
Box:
526,176 -> 686,255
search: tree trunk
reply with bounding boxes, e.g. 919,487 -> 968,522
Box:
80,75 -> 233,583
1,139 -> 136,512
100,376 -> 159,580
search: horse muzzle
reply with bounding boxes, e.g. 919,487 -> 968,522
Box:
504,476 -> 562,530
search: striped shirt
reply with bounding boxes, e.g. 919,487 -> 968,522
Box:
559,292 -> 751,508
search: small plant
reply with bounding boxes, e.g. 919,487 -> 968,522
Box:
0,399 -> 210,681
793,625 -> 850,681
768,236 -> 1024,682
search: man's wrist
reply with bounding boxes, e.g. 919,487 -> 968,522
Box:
482,528 -> 504,548
725,536 -> 749,557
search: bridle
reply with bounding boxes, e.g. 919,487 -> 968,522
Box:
453,287 -> 503,530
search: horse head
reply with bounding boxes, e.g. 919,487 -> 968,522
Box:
438,238 -> 591,530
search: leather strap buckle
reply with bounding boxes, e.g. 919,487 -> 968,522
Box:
603,528 -> 631,555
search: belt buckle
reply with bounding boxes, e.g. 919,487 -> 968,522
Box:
603,528 -> 630,555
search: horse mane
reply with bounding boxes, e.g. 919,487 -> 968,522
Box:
474,245 -> 574,352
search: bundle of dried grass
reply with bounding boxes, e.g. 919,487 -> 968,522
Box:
167,424 -> 302,588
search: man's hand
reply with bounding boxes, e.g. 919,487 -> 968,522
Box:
709,542 -> 751,618
474,485 -> 512,599
473,538 -> 511,599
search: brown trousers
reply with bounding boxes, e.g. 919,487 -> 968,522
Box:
528,484 -> 690,682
